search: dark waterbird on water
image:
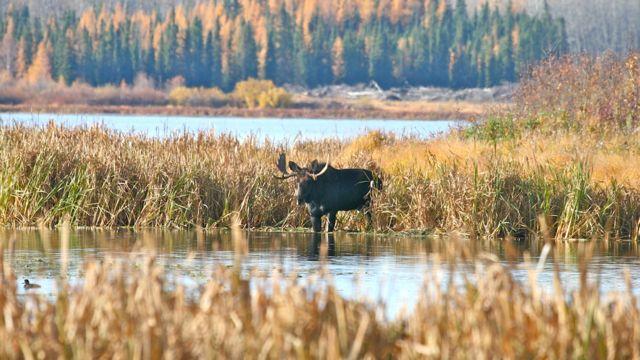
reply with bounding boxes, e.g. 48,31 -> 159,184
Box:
275,153 -> 382,232
23,279 -> 41,289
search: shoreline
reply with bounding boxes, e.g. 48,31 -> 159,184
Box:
0,101 -> 496,120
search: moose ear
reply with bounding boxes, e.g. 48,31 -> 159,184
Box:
288,161 -> 302,173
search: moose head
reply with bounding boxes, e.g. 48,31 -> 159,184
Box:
274,153 -> 330,205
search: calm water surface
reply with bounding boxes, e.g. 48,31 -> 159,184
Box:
3,229 -> 640,318
0,112 -> 457,141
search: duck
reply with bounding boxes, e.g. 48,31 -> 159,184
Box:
23,279 -> 41,289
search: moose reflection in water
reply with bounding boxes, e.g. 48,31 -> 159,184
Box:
275,154 -> 382,232
308,233 -> 337,260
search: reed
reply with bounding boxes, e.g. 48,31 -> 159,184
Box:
1,236 -> 639,358
2,121 -> 640,238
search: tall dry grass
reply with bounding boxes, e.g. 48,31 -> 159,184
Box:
0,123 -> 306,229
1,234 -> 639,358
2,123 -> 640,239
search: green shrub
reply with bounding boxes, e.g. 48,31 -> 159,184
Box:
463,115 -> 519,142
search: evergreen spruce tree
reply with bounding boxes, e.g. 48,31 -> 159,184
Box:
342,30 -> 367,85
144,36 -> 155,81
155,35 -> 166,84
305,15 -> 332,87
408,25 -> 430,86
227,21 -> 257,89
79,28 -> 95,84
204,28 -> 222,88
186,18 -> 204,86
22,27 -> 33,67
96,23 -> 115,85
368,26 -> 393,88
274,5 -> 294,85
162,12 -> 179,81
55,30 -> 76,84
293,26 -> 307,86
131,32 -> 142,77
119,27 -> 134,84
264,26 -> 278,81
454,0 -> 469,46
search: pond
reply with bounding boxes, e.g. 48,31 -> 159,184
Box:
0,112 -> 458,142
3,229 -> 640,318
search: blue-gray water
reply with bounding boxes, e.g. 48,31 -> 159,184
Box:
4,229 -> 640,319
0,112 -> 458,141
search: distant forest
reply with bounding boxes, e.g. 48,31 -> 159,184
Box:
0,0 -> 567,90
469,0 -> 640,54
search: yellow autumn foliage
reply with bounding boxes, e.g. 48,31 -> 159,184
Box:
233,78 -> 292,109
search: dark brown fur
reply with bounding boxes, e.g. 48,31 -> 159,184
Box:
276,154 -> 382,232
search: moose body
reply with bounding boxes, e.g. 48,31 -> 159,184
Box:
275,154 -> 381,232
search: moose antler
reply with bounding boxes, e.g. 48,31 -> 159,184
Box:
310,161 -> 330,180
274,153 -> 297,180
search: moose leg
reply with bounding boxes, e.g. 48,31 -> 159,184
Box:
310,215 -> 323,233
327,211 -> 337,233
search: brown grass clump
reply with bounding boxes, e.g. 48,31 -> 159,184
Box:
1,237 -> 639,358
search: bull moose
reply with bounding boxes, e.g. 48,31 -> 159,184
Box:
275,154 -> 382,232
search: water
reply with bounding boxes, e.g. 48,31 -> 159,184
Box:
0,112 -> 458,142
3,229 -> 640,318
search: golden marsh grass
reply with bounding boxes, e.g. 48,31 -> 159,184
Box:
2,122 -> 640,239
1,233 -> 639,358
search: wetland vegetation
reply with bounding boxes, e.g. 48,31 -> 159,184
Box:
2,54 -> 640,240
2,227 -> 640,358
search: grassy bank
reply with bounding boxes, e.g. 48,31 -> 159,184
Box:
0,100 -> 483,120
0,237 -> 638,358
1,54 -> 639,238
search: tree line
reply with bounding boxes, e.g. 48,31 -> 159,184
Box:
467,0 -> 640,54
0,0 -> 567,90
